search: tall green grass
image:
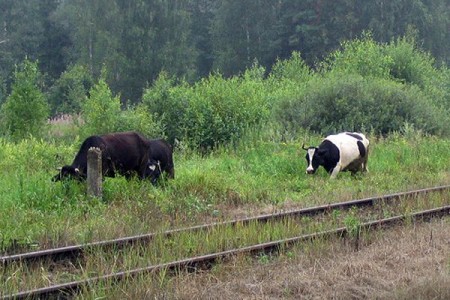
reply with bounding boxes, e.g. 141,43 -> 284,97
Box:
0,130 -> 449,253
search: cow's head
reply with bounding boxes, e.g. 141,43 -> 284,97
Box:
52,165 -> 84,182
144,159 -> 162,185
302,144 -> 327,175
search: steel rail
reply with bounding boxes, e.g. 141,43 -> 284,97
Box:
3,205 -> 449,300
2,185 -> 449,266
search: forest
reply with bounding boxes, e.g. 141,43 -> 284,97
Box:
0,0 -> 449,112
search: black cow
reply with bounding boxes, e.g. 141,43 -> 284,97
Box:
302,132 -> 370,179
144,139 -> 175,185
53,132 -> 172,183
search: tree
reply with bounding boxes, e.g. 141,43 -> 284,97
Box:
0,59 -> 49,140
0,0 -> 70,90
55,0 -> 199,104
81,72 -> 121,136
189,0 -> 215,78
47,64 -> 92,116
210,0 -> 281,76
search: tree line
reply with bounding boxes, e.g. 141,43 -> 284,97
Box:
1,35 -> 449,148
0,0 -> 448,112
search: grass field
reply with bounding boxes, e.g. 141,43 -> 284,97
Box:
1,128 -> 450,297
1,129 -> 449,253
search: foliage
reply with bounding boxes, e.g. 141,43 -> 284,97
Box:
0,0 -> 69,84
184,66 -> 269,150
47,64 -> 93,116
2,0 -> 449,108
275,35 -> 449,136
276,73 -> 448,136
116,104 -> 165,139
269,52 -> 311,83
0,59 -> 49,140
384,36 -> 450,109
52,0 -> 199,103
144,65 -> 270,151
210,0 -> 281,76
142,72 -> 191,144
81,75 -> 121,137
321,33 -> 393,78
80,72 -> 164,139
266,51 -> 314,114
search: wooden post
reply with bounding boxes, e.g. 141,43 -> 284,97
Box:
87,147 -> 102,199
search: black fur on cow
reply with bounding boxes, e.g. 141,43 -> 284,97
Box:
53,132 -> 174,185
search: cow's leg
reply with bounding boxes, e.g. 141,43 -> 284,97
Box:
362,147 -> 369,172
329,165 -> 341,179
361,157 -> 368,173
167,167 -> 175,179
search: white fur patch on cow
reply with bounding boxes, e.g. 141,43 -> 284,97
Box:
325,132 -> 369,176
149,165 -> 156,171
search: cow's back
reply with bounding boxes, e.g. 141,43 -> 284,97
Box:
71,135 -> 106,172
100,132 -> 151,176
325,132 -> 369,170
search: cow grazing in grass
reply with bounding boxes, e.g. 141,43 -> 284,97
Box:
143,139 -> 175,185
302,132 -> 369,179
53,132 -> 174,185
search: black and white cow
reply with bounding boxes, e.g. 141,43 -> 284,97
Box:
302,132 -> 369,178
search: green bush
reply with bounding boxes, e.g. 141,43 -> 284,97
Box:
142,72 -> 191,144
143,66 -> 271,151
268,51 -> 311,83
321,32 -> 393,79
48,64 -> 92,116
0,59 -> 49,141
116,104 -> 165,139
385,36 -> 450,109
266,51 -> 314,109
276,74 -> 447,136
275,34 -> 449,137
185,67 -> 269,150
81,76 -> 122,137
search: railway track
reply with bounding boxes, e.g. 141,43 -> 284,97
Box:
2,185 -> 448,266
1,185 -> 449,299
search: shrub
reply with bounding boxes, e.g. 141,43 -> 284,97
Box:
321,32 -> 393,79
0,59 -> 49,141
143,66 -> 271,151
276,73 -> 447,136
142,72 -> 191,144
268,51 -> 311,83
266,51 -> 314,108
81,76 -> 121,137
116,104 -> 165,139
276,34 -> 450,137
48,64 -> 92,116
384,36 -> 450,109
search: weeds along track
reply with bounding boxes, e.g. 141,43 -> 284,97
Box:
1,185 -> 450,299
